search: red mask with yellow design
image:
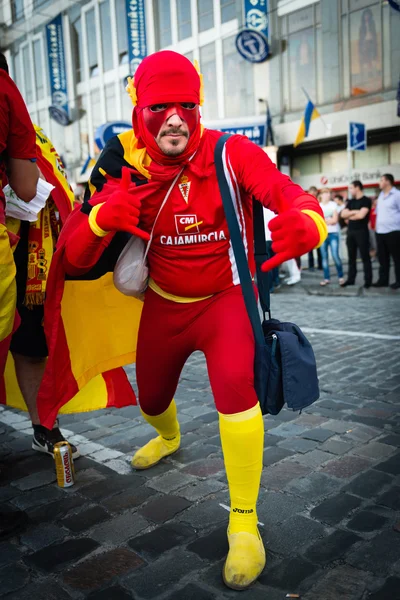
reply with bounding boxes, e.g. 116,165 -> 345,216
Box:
127,51 -> 204,166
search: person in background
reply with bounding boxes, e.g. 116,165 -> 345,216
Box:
319,188 -> 344,286
263,208 -> 280,292
334,194 -> 345,217
341,180 -> 372,288
0,52 -> 38,539
307,186 -> 323,271
374,174 -> 400,289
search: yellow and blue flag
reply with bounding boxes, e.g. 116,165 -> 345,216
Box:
294,100 -> 320,147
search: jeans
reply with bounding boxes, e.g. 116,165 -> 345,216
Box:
346,228 -> 372,285
320,233 -> 344,280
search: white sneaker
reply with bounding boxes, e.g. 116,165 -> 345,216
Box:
286,276 -> 301,286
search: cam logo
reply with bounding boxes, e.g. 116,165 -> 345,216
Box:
175,214 -> 204,235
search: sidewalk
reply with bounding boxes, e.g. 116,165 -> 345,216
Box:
0,289 -> 399,599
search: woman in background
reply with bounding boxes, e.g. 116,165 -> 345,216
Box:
319,188 -> 344,286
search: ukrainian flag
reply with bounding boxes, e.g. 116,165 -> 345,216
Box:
294,100 -> 320,147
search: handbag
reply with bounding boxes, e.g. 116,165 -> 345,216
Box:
114,168 -> 183,298
214,134 -> 320,415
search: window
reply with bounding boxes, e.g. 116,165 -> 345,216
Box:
349,4 -> 382,95
91,90 -> 103,131
71,16 -> 84,83
22,46 -> 33,104
221,0 -> 236,23
198,0 -> 214,33
280,6 -> 319,110
154,0 -> 172,49
13,53 -> 23,92
78,95 -> 89,160
11,0 -> 24,22
176,0 -> 192,41
223,35 -> 254,118
199,43 -> 218,120
32,40 -> 45,100
105,83 -> 115,121
86,8 -> 99,77
116,0 -> 129,64
100,1 -> 114,71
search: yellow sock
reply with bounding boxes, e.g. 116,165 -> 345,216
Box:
219,404 -> 265,590
131,400 -> 180,470
140,400 -> 179,440
219,404 -> 264,534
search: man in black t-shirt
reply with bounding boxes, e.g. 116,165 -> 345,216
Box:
341,180 -> 372,288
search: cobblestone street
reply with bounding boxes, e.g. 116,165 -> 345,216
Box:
1,272 -> 399,600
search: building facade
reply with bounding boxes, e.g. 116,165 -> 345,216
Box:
0,0 -> 399,193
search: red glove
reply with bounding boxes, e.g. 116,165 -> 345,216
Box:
261,192 -> 320,272
96,167 -> 150,242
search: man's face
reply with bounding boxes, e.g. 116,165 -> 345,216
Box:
379,176 -> 387,190
349,184 -> 356,197
143,103 -> 199,156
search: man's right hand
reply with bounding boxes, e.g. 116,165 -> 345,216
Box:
96,167 -> 150,241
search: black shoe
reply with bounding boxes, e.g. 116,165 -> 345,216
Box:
364,283 -> 371,289
372,281 -> 388,288
32,420 -> 80,459
0,510 -> 28,540
341,280 -> 354,287
390,282 -> 400,290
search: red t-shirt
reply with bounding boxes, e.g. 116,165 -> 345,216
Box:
0,71 -> 36,224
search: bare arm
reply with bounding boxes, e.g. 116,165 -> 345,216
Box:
341,207 -> 356,219
8,157 -> 39,202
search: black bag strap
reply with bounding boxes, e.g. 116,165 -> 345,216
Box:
253,199 -> 271,319
214,134 -> 265,347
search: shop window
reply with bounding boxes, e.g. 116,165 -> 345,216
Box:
22,46 -> 33,104
154,0 -> 172,49
321,150 -> 348,173
86,8 -> 99,77
390,142 -> 400,165
221,0 -> 236,23
199,43 -> 218,120
32,40 -> 45,100
198,0 -> 214,33
223,35 -> 254,118
177,0 -> 192,41
292,154 -> 321,178
71,16 -> 84,83
353,144 -> 389,169
116,0 -> 129,64
100,1 -> 114,72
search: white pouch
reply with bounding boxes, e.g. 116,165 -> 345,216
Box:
113,168 -> 183,299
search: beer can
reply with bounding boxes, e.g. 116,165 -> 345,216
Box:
54,441 -> 75,487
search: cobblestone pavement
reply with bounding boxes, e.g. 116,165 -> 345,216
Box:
1,275 -> 399,600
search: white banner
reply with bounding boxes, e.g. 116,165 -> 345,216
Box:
292,164 -> 400,190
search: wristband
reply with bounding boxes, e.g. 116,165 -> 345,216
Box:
88,203 -> 109,237
301,209 -> 328,249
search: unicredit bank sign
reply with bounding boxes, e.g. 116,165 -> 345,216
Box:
292,164 -> 400,190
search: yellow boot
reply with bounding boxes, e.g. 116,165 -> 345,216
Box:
131,400 -> 180,470
219,404 -> 266,590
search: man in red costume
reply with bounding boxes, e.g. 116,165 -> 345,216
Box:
61,51 -> 327,590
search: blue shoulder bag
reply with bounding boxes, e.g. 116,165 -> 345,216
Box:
214,134 -> 320,415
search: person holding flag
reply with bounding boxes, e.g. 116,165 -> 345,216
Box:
49,51 -> 327,590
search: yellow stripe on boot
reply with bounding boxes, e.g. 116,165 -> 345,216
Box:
219,404 -> 266,590
131,400 -> 180,470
